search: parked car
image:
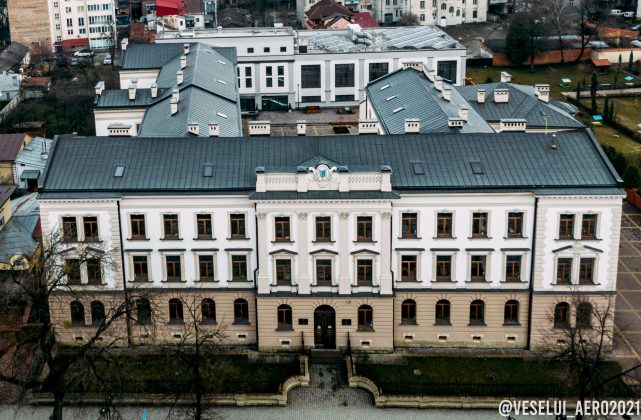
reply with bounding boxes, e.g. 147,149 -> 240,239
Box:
73,49 -> 94,57
623,11 -> 636,18
610,9 -> 623,16
631,23 -> 641,30
103,54 -> 112,65
70,57 -> 79,66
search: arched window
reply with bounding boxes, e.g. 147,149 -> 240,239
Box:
357,305 -> 373,331
277,304 -> 293,330
504,300 -> 519,325
435,299 -> 450,324
136,298 -> 152,325
201,298 -> 216,323
554,302 -> 570,328
70,301 -> 85,325
440,2 -> 446,9
401,299 -> 417,324
469,300 -> 485,325
576,302 -> 592,328
449,5 -> 454,13
234,298 -> 249,324
169,298 -> 184,323
90,301 -> 105,325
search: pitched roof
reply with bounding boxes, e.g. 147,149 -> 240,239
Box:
15,137 -> 53,168
0,192 -> 39,263
40,130 -> 621,195
353,12 -> 379,28
95,89 -> 154,108
0,184 -> 16,205
120,43 -> 236,70
456,83 -> 585,129
0,42 -> 29,73
366,68 -> 493,134
0,134 -> 29,162
306,0 -> 352,21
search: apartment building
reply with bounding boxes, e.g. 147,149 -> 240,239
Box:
150,25 -> 466,111
39,131 -> 623,350
46,0 -> 116,49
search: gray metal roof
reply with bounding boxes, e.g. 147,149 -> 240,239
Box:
95,89 -> 153,108
40,130 -> 621,195
120,43 -> 237,70
15,137 -> 52,168
456,83 -> 585,129
366,68 -> 493,134
0,42 -> 29,73
0,193 -> 39,263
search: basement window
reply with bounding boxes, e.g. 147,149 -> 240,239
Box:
469,161 -> 484,175
114,165 -> 125,177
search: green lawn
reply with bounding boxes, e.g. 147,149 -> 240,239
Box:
356,356 -> 631,398
43,351 -> 300,395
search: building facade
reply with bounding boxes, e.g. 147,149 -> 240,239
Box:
149,26 -> 466,111
39,132 -> 623,351
46,0 -> 116,50
6,0 -> 52,52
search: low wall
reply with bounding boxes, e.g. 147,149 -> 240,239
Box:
490,48 -> 592,66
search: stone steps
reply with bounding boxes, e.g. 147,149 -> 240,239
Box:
310,349 -> 342,365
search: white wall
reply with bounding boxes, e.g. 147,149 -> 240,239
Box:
94,108 -> 146,137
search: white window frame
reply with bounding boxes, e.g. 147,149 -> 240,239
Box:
353,254 -> 378,287
193,251 -> 218,282
399,209 -> 420,239
502,252 -> 527,283
397,250 -> 422,282
505,209 -> 526,239
128,252 -> 152,283
227,211 -> 249,240
312,252 -> 337,287
161,252 -> 185,282
469,209 -> 491,239
433,209 -> 456,239
227,250 -> 251,281
127,212 -> 149,240
194,212 -> 215,240
432,251 -> 456,283
467,251 -> 492,282
271,252 -> 296,287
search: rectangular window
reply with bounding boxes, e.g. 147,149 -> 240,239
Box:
507,212 -> 523,238
556,258 -> 572,284
579,258 -> 595,284
277,65 -> 285,87
357,260 -> 373,286
280,46 -> 286,52
357,216 -> 373,241
247,47 -> 254,53
559,214 -> 575,239
130,214 -> 146,239
437,60 -> 457,82
316,259 -> 332,286
199,255 -> 215,281
435,255 -> 451,281
420,0 -> 425,7
133,256 -> 148,281
301,96 -> 321,103
275,259 -> 292,285
581,214 -> 597,239
232,255 -> 247,281
163,214 -> 179,239
401,255 -> 417,281
78,17 -> 84,26
368,62 -> 389,82
274,216 -> 291,241
264,47 -> 270,53
334,63 -> 355,88
471,212 -> 488,238
334,94 -> 355,101
265,66 -> 273,87
470,255 -> 486,281
165,255 -> 181,281
62,217 -> 78,241
472,10 -> 477,18
65,259 -> 81,284
315,216 -> 331,241
230,214 -> 246,239
87,259 -> 101,284
83,216 -> 99,241
401,212 -> 418,238
65,17 -> 72,25
301,65 -> 321,89
505,255 -> 522,282
196,214 -> 212,239
436,212 -> 453,238
420,13 -> 425,21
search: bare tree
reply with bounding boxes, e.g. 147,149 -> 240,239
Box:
0,230 -> 142,420
538,292 -> 641,419
396,13 -> 420,26
574,0 -> 601,63
162,296 -> 228,420
537,0 -> 579,63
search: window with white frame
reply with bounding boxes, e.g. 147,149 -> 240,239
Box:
265,65 -> 285,88
164,254 -> 183,281
355,257 -> 375,286
230,253 -> 249,281
196,253 -> 216,281
131,254 -> 150,282
504,255 -> 523,282
399,253 -> 419,281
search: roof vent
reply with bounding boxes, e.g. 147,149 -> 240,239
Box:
385,95 -> 396,101
217,59 -> 226,65
128,81 -> 137,101
208,123 -> 219,137
217,79 -> 227,85
448,117 -> 464,128
380,84 -> 390,91
180,55 -> 187,69
177,70 -> 183,85
458,105 -> 469,122
477,89 -> 486,104
494,88 -> 509,103
404,118 -> 420,134
469,161 -> 484,175
187,122 -> 199,135
171,88 -> 179,102
392,106 -> 404,114
216,111 -> 228,119
114,165 -> 125,177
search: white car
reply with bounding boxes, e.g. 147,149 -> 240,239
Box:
610,9 -> 623,16
73,49 -> 94,57
103,55 -> 112,65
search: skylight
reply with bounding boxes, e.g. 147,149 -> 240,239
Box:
217,60 -> 226,65
411,162 -> 425,175
469,161 -> 484,175
380,84 -> 390,90
114,165 -> 125,177
392,106 -> 404,114
217,79 -> 227,85
203,164 -> 214,177
386,95 -> 397,101
216,112 -> 228,119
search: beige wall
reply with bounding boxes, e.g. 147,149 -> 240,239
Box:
7,0 -> 52,52
529,293 -> 615,350
256,296 -> 394,352
0,196 -> 11,227
393,292 -> 529,348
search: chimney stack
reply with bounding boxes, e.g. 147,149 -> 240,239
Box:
170,98 -> 178,115
458,105 -> 469,121
297,120 -> 306,136
442,88 -> 451,101
500,71 -> 512,83
151,83 -> 158,98
494,88 -> 509,103
187,122 -> 199,135
477,89 -> 486,104
120,38 -> 129,51
404,118 -> 420,133
180,55 -> 186,70
183,43 -> 190,55
94,81 -> 105,96
177,70 -> 183,85
208,123 -> 219,137
535,84 -> 550,103
434,76 -> 443,92
172,88 -> 179,102
128,81 -> 137,101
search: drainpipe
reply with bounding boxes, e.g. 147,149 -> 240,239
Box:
526,197 -> 538,351
116,200 -> 132,347
253,203 -> 260,349
389,208 -> 395,351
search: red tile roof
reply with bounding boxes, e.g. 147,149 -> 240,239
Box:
0,134 -> 28,162
306,0 -> 352,21
353,12 -> 379,28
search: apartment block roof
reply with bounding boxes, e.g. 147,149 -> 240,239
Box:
40,130 -> 621,197
120,42 -> 236,70
366,67 -> 493,134
456,83 -> 585,129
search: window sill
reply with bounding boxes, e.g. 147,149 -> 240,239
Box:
227,237 -> 250,241
398,236 -> 422,240
356,327 -> 375,332
161,237 -> 183,241
400,321 -> 417,326
82,239 -> 102,243
200,320 -> 218,325
163,279 -> 185,283
275,326 -> 294,331
555,237 -> 575,241
62,239 -> 80,244
504,236 -> 527,240
194,237 -> 216,241
579,237 -> 601,241
70,322 -> 86,327
434,321 -> 451,326
578,282 -> 600,286
197,278 -> 218,282
398,280 -> 421,283
468,322 -> 486,326
503,279 -> 524,283
503,322 -> 521,326
128,237 -> 150,241
312,240 -> 335,244
468,236 -> 491,240
271,240 -> 294,244
233,320 -> 250,325
467,279 -> 488,283
434,278 -> 454,283
132,277 -> 150,282
230,279 -> 251,282
167,321 -> 185,325
353,240 -> 377,244
86,282 -> 104,286
433,236 -> 456,240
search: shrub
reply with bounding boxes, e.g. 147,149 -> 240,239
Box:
485,76 -> 494,83
623,165 -> 641,189
611,152 -> 628,175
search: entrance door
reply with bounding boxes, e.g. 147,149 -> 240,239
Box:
314,305 -> 336,349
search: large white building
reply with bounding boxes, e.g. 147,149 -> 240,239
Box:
39,131 -> 623,351
147,25 -> 466,111
46,0 -> 116,49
